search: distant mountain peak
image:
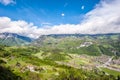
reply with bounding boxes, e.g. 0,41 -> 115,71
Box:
0,32 -> 33,46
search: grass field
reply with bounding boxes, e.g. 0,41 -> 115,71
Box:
101,67 -> 120,77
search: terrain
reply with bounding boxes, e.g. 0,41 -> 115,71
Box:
0,33 -> 120,80
0,32 -> 33,46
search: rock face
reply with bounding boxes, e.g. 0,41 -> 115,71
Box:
0,32 -> 33,46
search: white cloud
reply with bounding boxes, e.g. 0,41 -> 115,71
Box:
61,13 -> 65,17
0,17 -> 40,38
81,5 -> 84,10
0,0 -> 15,5
0,0 -> 120,38
47,0 -> 120,34
80,0 -> 120,34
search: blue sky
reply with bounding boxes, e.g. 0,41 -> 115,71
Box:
0,0 -> 120,38
0,0 -> 100,26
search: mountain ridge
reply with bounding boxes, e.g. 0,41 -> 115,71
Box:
31,32 -> 120,56
0,32 -> 33,46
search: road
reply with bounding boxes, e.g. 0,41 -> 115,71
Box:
97,56 -> 120,72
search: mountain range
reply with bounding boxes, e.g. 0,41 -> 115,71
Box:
0,32 -> 120,80
31,33 -> 120,56
0,32 -> 120,56
0,32 -> 33,46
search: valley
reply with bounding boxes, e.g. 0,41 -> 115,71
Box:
0,0 -> 120,79
0,33 -> 120,80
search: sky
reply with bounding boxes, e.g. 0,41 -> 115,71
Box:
0,0 -> 120,38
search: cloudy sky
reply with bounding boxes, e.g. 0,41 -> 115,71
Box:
0,0 -> 120,38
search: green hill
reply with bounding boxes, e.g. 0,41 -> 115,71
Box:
0,33 -> 33,46
0,46 -> 119,80
31,33 -> 120,56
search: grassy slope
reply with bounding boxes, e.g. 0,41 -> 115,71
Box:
101,67 -> 120,77
0,46 -> 118,80
35,36 -> 118,56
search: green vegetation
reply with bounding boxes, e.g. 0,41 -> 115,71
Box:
101,67 -> 120,77
0,34 -> 120,80
0,33 -> 32,46
69,45 -> 101,56
32,34 -> 120,56
0,65 -> 22,80
0,45 -> 119,80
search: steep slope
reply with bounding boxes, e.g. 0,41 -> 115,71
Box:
0,32 -> 33,46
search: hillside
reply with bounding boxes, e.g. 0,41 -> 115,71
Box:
0,32 -> 33,46
32,33 -> 120,56
0,45 -> 120,80
0,33 -> 120,80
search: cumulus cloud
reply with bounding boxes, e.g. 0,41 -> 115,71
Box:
0,17 -> 40,38
0,0 -> 120,38
81,0 -> 120,34
0,0 -> 15,5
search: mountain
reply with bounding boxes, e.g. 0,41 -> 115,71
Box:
31,33 -> 120,56
0,32 -> 33,46
0,33 -> 120,80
